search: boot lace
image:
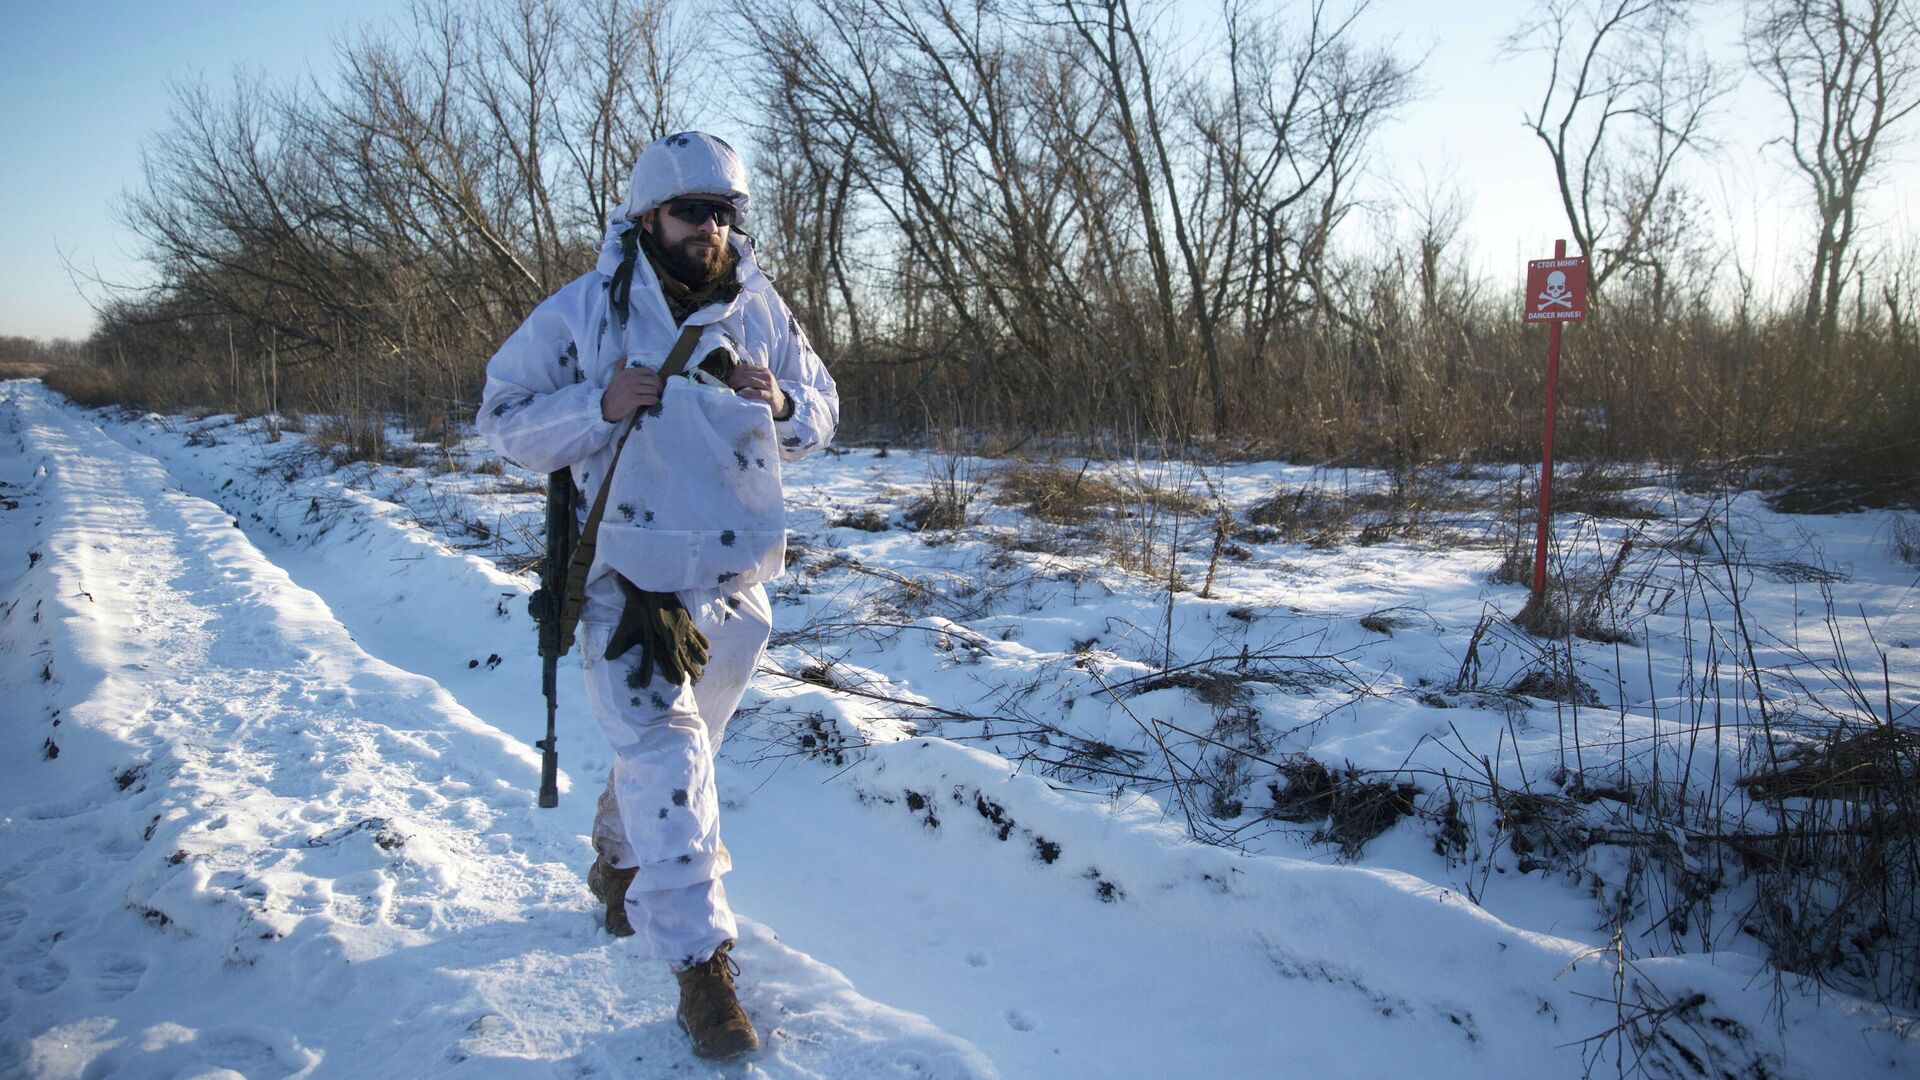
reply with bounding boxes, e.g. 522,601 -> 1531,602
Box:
705,944 -> 741,984
682,944 -> 741,1016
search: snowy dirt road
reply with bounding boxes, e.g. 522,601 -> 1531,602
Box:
3,378 -> 1917,1080
0,383 -> 993,1079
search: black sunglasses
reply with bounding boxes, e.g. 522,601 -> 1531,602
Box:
662,199 -> 737,228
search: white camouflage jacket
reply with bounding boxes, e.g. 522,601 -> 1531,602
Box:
475,233 -> 838,609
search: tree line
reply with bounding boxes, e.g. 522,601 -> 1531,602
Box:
51,0 -> 1920,474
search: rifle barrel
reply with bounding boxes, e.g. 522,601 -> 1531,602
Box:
534,468 -> 573,810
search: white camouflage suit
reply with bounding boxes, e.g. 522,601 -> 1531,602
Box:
476,133 -> 838,967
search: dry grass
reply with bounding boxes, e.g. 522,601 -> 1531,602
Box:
1767,440 -> 1920,514
905,447 -> 980,533
905,490 -> 968,532
44,360 -> 210,413
1,336 -> 88,382
1122,473 -> 1210,518
1893,514 -> 1920,568
980,461 -> 1216,583
1243,470 -> 1491,550
0,361 -> 55,381
832,507 -> 891,532
837,310 -> 1920,483
1479,537 -> 1920,1009
1099,465 -> 1213,581
311,414 -> 392,467
1244,486 -> 1354,548
1265,755 -> 1420,859
1738,724 -> 1920,803
1553,462 -> 1657,519
1737,716 -> 1920,1007
995,463 -> 1128,523
995,461 -> 1211,523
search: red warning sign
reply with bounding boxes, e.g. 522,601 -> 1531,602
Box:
1524,257 -> 1589,322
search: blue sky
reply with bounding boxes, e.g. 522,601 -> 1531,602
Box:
0,0 -> 410,340
1,0 -> 1908,340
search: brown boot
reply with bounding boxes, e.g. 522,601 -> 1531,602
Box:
586,856 -> 637,937
674,941 -> 759,1059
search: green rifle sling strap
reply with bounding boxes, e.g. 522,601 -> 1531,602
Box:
557,321 -> 707,654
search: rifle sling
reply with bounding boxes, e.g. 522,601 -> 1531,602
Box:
557,321 -> 707,653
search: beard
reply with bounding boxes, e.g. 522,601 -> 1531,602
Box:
655,233 -> 729,288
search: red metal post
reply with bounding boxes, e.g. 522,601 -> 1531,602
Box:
1532,239 -> 1565,599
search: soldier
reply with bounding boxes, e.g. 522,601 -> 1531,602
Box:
477,131 -> 838,1060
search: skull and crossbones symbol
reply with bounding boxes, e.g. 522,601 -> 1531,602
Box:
1537,271 -> 1573,310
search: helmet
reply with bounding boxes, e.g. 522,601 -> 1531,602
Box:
618,132 -> 750,229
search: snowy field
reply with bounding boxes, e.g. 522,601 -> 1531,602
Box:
2,377 -> 1916,1078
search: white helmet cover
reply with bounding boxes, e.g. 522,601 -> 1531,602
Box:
616,131 -> 751,228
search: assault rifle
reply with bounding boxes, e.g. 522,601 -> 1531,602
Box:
527,469 -> 573,808
521,322 -> 703,809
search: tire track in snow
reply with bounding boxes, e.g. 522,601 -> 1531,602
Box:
0,383 -> 996,1079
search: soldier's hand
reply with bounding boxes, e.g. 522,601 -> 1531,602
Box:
601,363 -> 662,422
727,364 -> 788,418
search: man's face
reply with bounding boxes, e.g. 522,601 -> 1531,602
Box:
643,195 -> 734,286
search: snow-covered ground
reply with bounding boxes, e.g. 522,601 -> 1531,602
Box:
2,378 -> 1916,1078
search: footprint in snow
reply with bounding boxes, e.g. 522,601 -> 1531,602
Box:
44,865 -> 89,895
390,901 -> 433,930
284,887 -> 328,916
0,905 -> 27,942
1003,1007 -> 1037,1032
24,795 -> 100,822
12,955 -> 69,995
199,1028 -> 289,1075
405,788 -> 446,814
94,952 -> 149,999
97,831 -> 146,860
330,891 -> 384,927
207,868 -> 259,895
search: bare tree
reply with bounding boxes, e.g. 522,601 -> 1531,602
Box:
557,0 -> 700,231
1748,0 -> 1920,342
110,0 -> 706,436
1605,176 -> 1717,323
748,98 -> 867,354
1047,0 -> 1196,422
1509,0 -> 1728,300
1389,166 -> 1472,323
1187,0 -> 1412,348
736,0 -> 1133,426
731,0 -> 1411,436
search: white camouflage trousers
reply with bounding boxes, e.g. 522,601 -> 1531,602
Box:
578,582 -> 772,968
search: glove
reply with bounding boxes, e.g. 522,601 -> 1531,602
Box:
605,575 -> 711,688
